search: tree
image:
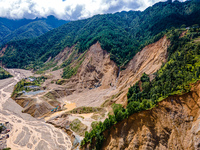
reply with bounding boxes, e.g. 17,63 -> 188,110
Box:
103,118 -> 110,129
115,110 -> 124,122
167,0 -> 172,3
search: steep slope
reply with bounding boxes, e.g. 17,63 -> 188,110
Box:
18,34 -> 169,117
0,16 -> 68,46
81,28 -> 200,149
9,29 -> 200,150
20,34 -> 169,118
48,35 -> 168,108
103,35 -> 170,107
43,42 -> 119,107
99,81 -> 200,150
1,0 -> 200,68
64,35 -> 169,107
61,42 -> 118,90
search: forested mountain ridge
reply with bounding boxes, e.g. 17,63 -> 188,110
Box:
0,15 -> 68,46
1,0 -> 200,69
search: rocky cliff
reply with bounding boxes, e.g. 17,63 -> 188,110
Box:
100,81 -> 200,150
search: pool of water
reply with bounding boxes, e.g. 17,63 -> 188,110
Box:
24,90 -> 45,95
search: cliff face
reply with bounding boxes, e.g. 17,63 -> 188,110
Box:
101,81 -> 200,150
104,35 -> 170,107
54,42 -> 119,107
68,42 -> 118,90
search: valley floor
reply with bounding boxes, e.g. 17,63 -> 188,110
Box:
0,69 -> 72,150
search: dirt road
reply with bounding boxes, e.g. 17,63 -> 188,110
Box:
0,69 -> 72,150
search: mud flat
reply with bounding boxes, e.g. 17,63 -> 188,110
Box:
0,69 -> 72,150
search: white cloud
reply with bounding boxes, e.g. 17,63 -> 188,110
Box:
0,0 -> 186,20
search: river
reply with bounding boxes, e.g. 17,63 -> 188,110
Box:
0,69 -> 72,150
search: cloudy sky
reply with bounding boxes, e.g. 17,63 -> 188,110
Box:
0,0 -> 186,20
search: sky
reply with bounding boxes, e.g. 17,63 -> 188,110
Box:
0,0 -> 186,20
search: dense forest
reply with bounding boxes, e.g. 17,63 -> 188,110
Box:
0,16 -> 68,46
81,27 -> 200,149
1,0 -> 200,68
0,67 -> 12,79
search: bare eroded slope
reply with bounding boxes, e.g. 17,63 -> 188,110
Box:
99,81 -> 200,150
17,36 -> 169,117
104,35 -> 170,107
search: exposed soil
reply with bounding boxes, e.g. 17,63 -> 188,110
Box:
24,36 -> 169,118
0,69 -> 72,150
53,46 -> 76,66
194,37 -> 200,43
112,35 -> 170,106
98,81 -> 200,150
179,30 -> 188,38
9,36 -> 171,147
46,37 -> 169,110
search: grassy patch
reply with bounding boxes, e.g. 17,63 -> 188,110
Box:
69,107 -> 104,114
3,148 -> 11,150
101,91 -> 123,107
91,121 -> 99,129
56,79 -> 68,85
35,61 -> 57,74
0,67 -> 12,79
62,58 -> 84,79
62,50 -> 87,79
61,49 -> 77,68
44,92 -> 57,101
70,119 -> 87,136
91,115 -> 101,120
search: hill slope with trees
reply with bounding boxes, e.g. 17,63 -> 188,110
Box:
1,0 -> 200,69
0,15 -> 68,46
0,67 -> 12,79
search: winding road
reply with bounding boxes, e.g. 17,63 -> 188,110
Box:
0,69 -> 72,150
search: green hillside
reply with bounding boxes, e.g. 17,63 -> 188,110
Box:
0,67 -> 12,79
0,16 -> 68,46
1,21 -> 53,45
1,0 -> 200,69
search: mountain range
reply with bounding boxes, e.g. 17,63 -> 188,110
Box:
1,0 -> 200,69
0,0 -> 200,150
0,15 -> 68,46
